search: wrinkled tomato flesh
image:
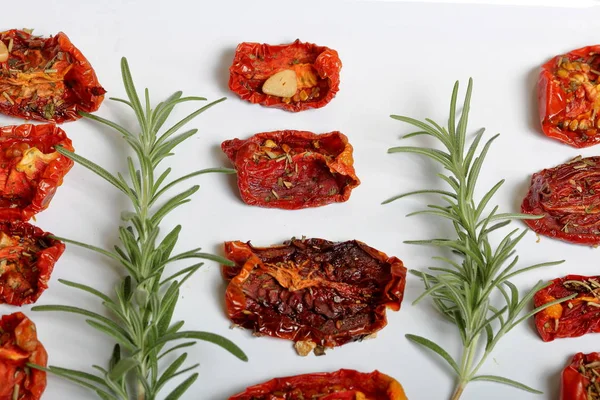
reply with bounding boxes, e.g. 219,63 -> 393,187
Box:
539,45 -> 600,147
222,238 -> 406,355
228,369 -> 408,400
0,29 -> 105,123
522,156 -> 600,245
0,312 -> 47,400
221,130 -> 360,210
534,274 -> 600,342
560,352 -> 600,400
228,39 -> 342,112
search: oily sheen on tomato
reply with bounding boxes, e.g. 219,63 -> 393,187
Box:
228,39 -> 342,111
228,369 -> 408,400
534,275 -> 600,342
0,312 -> 47,400
521,156 -> 600,245
222,238 -> 407,356
539,45 -> 600,147
222,130 -> 360,210
560,352 -> 600,400
0,29 -> 105,123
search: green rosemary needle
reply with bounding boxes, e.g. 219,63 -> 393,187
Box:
384,79 -> 575,400
29,57 -> 247,400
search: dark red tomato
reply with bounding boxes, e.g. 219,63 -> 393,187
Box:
222,238 -> 407,356
229,39 -> 341,112
0,29 -> 105,123
534,275 -> 600,342
521,156 -> 600,245
560,352 -> 600,400
0,312 -> 47,400
539,45 -> 600,147
221,130 -> 360,210
228,369 -> 408,400
0,221 -> 64,306
0,124 -> 74,221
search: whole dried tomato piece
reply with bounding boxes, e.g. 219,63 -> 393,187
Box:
0,29 -> 105,123
539,45 -> 600,147
222,238 -> 407,356
0,221 -> 64,306
228,39 -> 341,112
221,130 -> 360,209
0,124 -> 74,221
0,312 -> 47,400
228,369 -> 408,400
521,156 -> 600,245
533,275 -> 600,342
560,352 -> 600,400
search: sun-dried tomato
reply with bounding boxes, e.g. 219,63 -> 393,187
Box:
0,312 -> 47,400
0,29 -> 105,123
221,130 -> 360,209
538,45 -> 600,148
222,238 -> 407,356
228,369 -> 408,400
0,221 -> 64,306
521,156 -> 600,245
0,124 -> 74,221
534,275 -> 600,342
228,39 -> 341,112
560,352 -> 600,400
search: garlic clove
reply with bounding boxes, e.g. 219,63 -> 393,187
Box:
262,69 -> 297,98
0,41 -> 8,63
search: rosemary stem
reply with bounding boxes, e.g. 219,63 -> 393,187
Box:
450,382 -> 467,400
137,382 -> 145,400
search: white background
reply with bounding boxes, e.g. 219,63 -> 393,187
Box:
3,0 -> 600,399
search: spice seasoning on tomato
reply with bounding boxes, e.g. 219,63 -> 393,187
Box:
0,221 -> 64,306
0,29 -> 105,123
228,39 -> 342,111
560,352 -> 600,400
534,275 -> 600,342
222,238 -> 407,356
538,45 -> 600,148
0,124 -> 74,221
221,130 -> 360,210
521,156 -> 600,245
0,312 -> 48,400
228,369 -> 408,400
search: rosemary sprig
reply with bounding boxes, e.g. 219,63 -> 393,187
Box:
384,79 -> 575,399
30,57 -> 247,399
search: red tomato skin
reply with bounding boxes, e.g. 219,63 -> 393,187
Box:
228,369 -> 408,400
0,312 -> 47,400
222,130 -> 360,210
560,352 -> 600,400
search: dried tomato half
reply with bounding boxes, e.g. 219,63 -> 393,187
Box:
0,221 -> 64,306
222,238 -> 407,356
521,156 -> 600,245
0,29 -> 105,123
0,312 -> 47,400
560,352 -> 600,400
534,275 -> 600,342
0,124 -> 74,221
228,39 -> 341,112
228,369 -> 408,400
539,45 -> 600,148
221,130 -> 360,209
